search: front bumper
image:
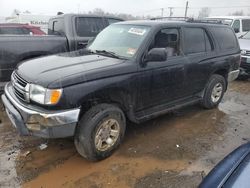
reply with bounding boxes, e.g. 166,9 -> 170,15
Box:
1,83 -> 80,138
228,70 -> 240,82
239,56 -> 250,77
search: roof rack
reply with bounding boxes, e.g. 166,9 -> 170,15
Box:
150,17 -> 189,21
150,17 -> 224,25
186,18 -> 223,24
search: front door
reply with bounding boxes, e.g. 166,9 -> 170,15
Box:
136,28 -> 186,111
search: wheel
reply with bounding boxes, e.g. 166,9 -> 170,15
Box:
74,103 -> 126,161
201,74 -> 226,109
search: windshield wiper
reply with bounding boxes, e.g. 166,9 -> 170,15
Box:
95,50 -> 126,59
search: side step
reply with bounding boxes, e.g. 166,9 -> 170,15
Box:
135,97 -> 200,122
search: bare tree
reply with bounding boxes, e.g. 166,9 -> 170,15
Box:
87,8 -> 149,20
230,10 -> 244,16
198,7 -> 211,19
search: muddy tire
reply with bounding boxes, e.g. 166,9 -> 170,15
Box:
201,74 -> 226,109
74,103 -> 126,161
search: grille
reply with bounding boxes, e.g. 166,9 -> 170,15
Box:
246,51 -> 250,56
242,50 -> 250,57
11,72 -> 29,102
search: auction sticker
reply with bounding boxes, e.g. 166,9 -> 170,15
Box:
128,28 -> 146,36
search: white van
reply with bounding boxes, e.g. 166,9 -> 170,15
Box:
207,16 -> 250,38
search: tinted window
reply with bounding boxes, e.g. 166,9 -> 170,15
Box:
211,27 -> 237,50
183,28 -> 206,54
107,18 -> 122,25
242,19 -> 250,32
232,20 -> 240,31
0,27 -> 30,35
76,17 -> 106,37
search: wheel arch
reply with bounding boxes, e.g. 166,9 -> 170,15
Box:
78,87 -> 134,120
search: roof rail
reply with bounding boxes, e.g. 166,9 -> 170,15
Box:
186,18 -> 223,24
150,17 -> 189,21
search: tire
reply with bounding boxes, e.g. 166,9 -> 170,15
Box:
201,74 -> 226,109
74,103 -> 126,161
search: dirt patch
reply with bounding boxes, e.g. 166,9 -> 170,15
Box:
135,170 -> 202,188
1,81 -> 250,188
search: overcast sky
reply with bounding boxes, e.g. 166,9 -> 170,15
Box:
1,0 -> 250,17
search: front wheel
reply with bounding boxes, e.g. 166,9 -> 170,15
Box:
201,74 -> 226,109
74,104 -> 126,161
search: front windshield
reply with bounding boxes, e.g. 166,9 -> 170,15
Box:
242,31 -> 250,39
88,24 -> 151,59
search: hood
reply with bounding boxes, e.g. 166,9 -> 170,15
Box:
16,51 -> 128,88
238,38 -> 250,50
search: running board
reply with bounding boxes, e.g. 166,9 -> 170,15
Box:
135,97 -> 200,122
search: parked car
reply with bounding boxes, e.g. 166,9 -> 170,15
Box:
238,31 -> 250,79
2,20 -> 240,161
0,14 -> 124,90
0,23 -> 46,35
200,142 -> 250,188
207,16 -> 250,38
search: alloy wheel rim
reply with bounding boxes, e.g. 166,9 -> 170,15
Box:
94,119 -> 120,151
211,83 -> 223,103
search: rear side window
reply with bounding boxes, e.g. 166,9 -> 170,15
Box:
48,18 -> 64,35
183,28 -> 212,54
76,17 -> 106,37
211,27 -> 237,50
242,19 -> 250,32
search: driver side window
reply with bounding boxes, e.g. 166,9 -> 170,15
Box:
150,28 -> 180,57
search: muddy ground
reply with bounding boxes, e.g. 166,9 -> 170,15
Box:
0,80 -> 250,188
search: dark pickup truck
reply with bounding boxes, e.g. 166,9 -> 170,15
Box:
2,20 -> 240,161
0,14 -> 123,89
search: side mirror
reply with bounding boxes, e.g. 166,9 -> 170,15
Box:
234,28 -> 240,33
146,48 -> 167,62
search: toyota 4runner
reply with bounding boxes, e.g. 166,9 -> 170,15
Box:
2,20 -> 240,161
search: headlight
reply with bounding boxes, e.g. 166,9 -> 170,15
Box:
30,84 -> 62,105
241,50 -> 247,55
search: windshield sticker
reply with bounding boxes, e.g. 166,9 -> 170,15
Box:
128,28 -> 146,36
127,48 -> 137,55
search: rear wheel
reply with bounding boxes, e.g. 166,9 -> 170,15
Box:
201,74 -> 226,109
74,104 -> 126,161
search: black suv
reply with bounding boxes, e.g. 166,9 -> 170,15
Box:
2,20 -> 240,161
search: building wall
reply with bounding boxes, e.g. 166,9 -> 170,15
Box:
5,14 -> 52,33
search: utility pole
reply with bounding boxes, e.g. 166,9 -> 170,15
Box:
168,7 -> 174,17
161,8 -> 164,17
184,1 -> 189,18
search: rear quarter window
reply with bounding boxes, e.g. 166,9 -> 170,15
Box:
75,17 -> 106,37
211,27 -> 238,50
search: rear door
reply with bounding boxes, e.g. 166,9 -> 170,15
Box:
74,17 -> 107,49
182,27 -> 215,96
